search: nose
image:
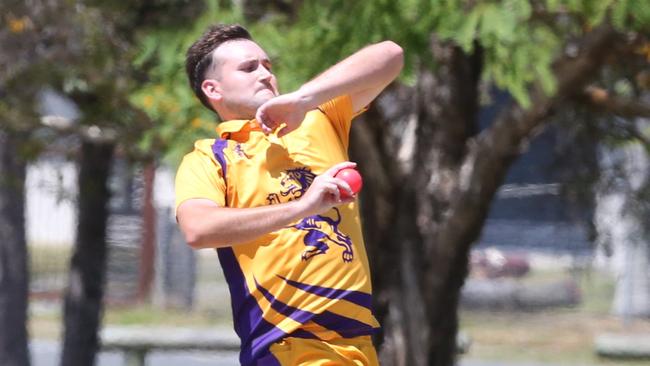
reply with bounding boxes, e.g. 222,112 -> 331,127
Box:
257,65 -> 273,82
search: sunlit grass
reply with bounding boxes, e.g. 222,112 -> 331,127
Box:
460,267 -> 650,365
30,304 -> 233,341
104,305 -> 232,327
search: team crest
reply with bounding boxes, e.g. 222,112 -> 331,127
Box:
267,167 -> 316,204
294,208 -> 354,263
268,167 -> 354,263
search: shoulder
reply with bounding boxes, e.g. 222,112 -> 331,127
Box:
182,138 -> 234,161
178,139 -> 227,170
317,95 -> 353,119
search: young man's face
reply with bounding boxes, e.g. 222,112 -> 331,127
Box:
206,39 -> 279,120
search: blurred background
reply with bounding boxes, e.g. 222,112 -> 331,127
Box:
1,1 -> 649,366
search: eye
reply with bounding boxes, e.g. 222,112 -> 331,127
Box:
240,61 -> 257,72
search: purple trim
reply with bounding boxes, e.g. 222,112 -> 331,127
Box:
211,139 -> 228,180
217,248 -> 288,366
312,311 -> 377,338
255,279 -> 315,323
289,329 -> 319,339
255,279 -> 376,338
277,275 -> 373,310
256,353 -> 282,366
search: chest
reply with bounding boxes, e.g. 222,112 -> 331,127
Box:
224,116 -> 348,208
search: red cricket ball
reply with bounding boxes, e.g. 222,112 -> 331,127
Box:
335,168 -> 363,198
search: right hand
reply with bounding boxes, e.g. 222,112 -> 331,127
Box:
297,162 -> 357,216
255,91 -> 311,137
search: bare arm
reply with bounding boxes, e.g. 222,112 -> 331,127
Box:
256,41 -> 404,136
177,162 -> 356,249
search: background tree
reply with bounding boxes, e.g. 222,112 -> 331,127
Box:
1,0 -> 205,364
0,128 -> 30,366
52,1 -> 206,364
314,3 -> 648,365
0,0 -> 73,363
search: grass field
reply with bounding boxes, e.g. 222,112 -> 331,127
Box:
459,268 -> 650,365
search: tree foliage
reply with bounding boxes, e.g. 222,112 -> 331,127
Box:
133,0 -> 649,165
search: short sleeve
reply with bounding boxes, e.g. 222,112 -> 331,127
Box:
175,145 -> 227,211
317,95 -> 367,147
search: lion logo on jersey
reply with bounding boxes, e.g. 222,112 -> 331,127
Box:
294,208 -> 354,263
280,167 -> 315,200
267,167 -> 354,262
267,167 -> 316,204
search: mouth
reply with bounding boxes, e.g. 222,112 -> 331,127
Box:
258,87 -> 277,96
258,81 -> 277,94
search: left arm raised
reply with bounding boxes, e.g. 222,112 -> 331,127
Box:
256,41 -> 403,136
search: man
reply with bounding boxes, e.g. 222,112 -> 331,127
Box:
176,24 -> 403,365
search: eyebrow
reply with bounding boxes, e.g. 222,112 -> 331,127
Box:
238,57 -> 272,67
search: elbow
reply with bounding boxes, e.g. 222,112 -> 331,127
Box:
180,221 -> 207,249
176,201 -> 229,249
182,227 -> 230,249
183,230 -> 204,250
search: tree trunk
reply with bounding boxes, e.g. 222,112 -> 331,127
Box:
0,130 -> 30,366
415,40 -> 482,366
60,140 -> 114,366
353,26 -> 620,366
595,141 -> 650,318
137,161 -> 156,303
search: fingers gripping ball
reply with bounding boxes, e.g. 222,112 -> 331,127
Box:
335,168 -> 363,198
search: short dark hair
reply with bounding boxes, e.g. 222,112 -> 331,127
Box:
185,24 -> 252,112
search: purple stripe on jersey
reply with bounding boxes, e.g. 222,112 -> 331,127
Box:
277,275 -> 373,310
256,353 -> 282,366
311,311 -> 377,338
256,279 -> 376,338
289,329 -> 319,339
217,248 -> 288,366
211,139 -> 228,180
255,279 -> 314,324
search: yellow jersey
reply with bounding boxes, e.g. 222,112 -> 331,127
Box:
175,95 -> 379,365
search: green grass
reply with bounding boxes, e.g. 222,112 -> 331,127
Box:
104,305 -> 231,327
460,268 -> 650,365
31,304 -> 233,340
29,244 -> 72,277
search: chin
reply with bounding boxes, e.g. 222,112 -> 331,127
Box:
255,96 -> 274,107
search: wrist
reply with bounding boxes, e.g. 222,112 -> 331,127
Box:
287,197 -> 311,221
294,87 -> 320,111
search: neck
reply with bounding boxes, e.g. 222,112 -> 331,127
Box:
216,104 -> 255,121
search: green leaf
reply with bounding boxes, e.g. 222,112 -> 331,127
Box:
454,7 -> 481,52
480,4 -> 516,42
546,0 -> 561,11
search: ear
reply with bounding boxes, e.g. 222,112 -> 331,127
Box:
201,79 -> 222,103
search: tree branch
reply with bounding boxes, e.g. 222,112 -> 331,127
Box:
431,25 -> 622,266
603,116 -> 650,148
578,86 -> 650,119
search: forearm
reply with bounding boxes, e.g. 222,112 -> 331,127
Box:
295,41 -> 403,109
178,200 -> 308,249
177,162 -> 358,249
255,41 -> 402,136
